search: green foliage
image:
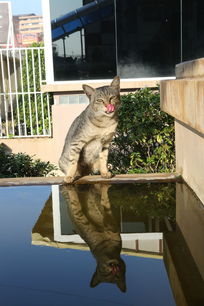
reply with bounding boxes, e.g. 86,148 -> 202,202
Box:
109,88 -> 175,174
109,183 -> 175,221
0,144 -> 57,177
16,42 -> 53,136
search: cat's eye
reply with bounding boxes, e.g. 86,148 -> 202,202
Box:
97,99 -> 104,103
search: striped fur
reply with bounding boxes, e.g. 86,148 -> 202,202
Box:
59,76 -> 120,183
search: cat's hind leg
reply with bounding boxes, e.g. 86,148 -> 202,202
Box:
62,141 -> 86,183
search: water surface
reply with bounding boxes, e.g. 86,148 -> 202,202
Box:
0,183 -> 203,305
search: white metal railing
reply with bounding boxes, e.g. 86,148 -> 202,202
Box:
0,47 -> 52,138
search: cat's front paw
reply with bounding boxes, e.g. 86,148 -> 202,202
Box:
64,176 -> 75,184
101,171 -> 113,179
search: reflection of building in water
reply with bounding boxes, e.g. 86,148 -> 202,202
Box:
164,183 -> 204,306
32,182 -> 204,303
32,183 -> 175,257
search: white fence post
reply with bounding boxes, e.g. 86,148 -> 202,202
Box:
0,46 -> 52,138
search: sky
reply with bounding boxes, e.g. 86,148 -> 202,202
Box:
0,0 -> 42,15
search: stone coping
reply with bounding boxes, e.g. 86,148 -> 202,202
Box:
32,235 -> 162,259
0,173 -> 181,187
41,79 -> 163,93
176,57 -> 204,79
160,78 -> 204,135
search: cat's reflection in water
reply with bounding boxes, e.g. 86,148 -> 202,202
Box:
60,184 -> 126,292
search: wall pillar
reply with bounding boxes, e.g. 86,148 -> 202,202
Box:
160,58 -> 204,204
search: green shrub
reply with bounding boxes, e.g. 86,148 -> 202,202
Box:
0,144 -> 57,177
109,87 -> 175,173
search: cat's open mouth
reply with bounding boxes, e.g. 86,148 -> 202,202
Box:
105,104 -> 115,114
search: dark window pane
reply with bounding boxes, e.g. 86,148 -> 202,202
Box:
183,0 -> 204,61
116,0 -> 181,78
50,0 -> 116,81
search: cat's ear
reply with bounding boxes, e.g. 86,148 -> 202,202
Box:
82,84 -> 95,100
110,76 -> 120,91
90,272 -> 101,288
116,279 -> 126,293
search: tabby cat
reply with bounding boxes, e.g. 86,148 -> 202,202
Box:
60,184 -> 126,292
59,76 -> 120,183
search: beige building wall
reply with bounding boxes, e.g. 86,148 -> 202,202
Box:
19,15 -> 43,35
16,14 -> 44,46
1,103 -> 87,172
160,58 -> 204,204
175,120 -> 204,204
1,78 -> 159,171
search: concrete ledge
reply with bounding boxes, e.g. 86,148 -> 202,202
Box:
32,233 -> 162,258
41,79 -> 161,93
75,173 -> 180,184
0,173 -> 181,187
176,58 -> 204,79
160,79 -> 204,135
161,57 -> 204,205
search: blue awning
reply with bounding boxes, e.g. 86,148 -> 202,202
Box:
51,0 -> 113,42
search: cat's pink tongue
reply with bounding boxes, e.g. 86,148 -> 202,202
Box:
106,104 -> 115,113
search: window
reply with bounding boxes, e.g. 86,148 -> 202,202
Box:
45,0 -> 204,81
20,27 -> 41,31
116,0 -> 180,77
182,0 -> 204,61
50,0 -> 116,81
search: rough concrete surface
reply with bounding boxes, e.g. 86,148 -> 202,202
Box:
0,173 -> 180,187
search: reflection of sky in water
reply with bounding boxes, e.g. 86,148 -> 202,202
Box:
0,186 -> 175,306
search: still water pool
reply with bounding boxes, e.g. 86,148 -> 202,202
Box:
0,182 -> 203,306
